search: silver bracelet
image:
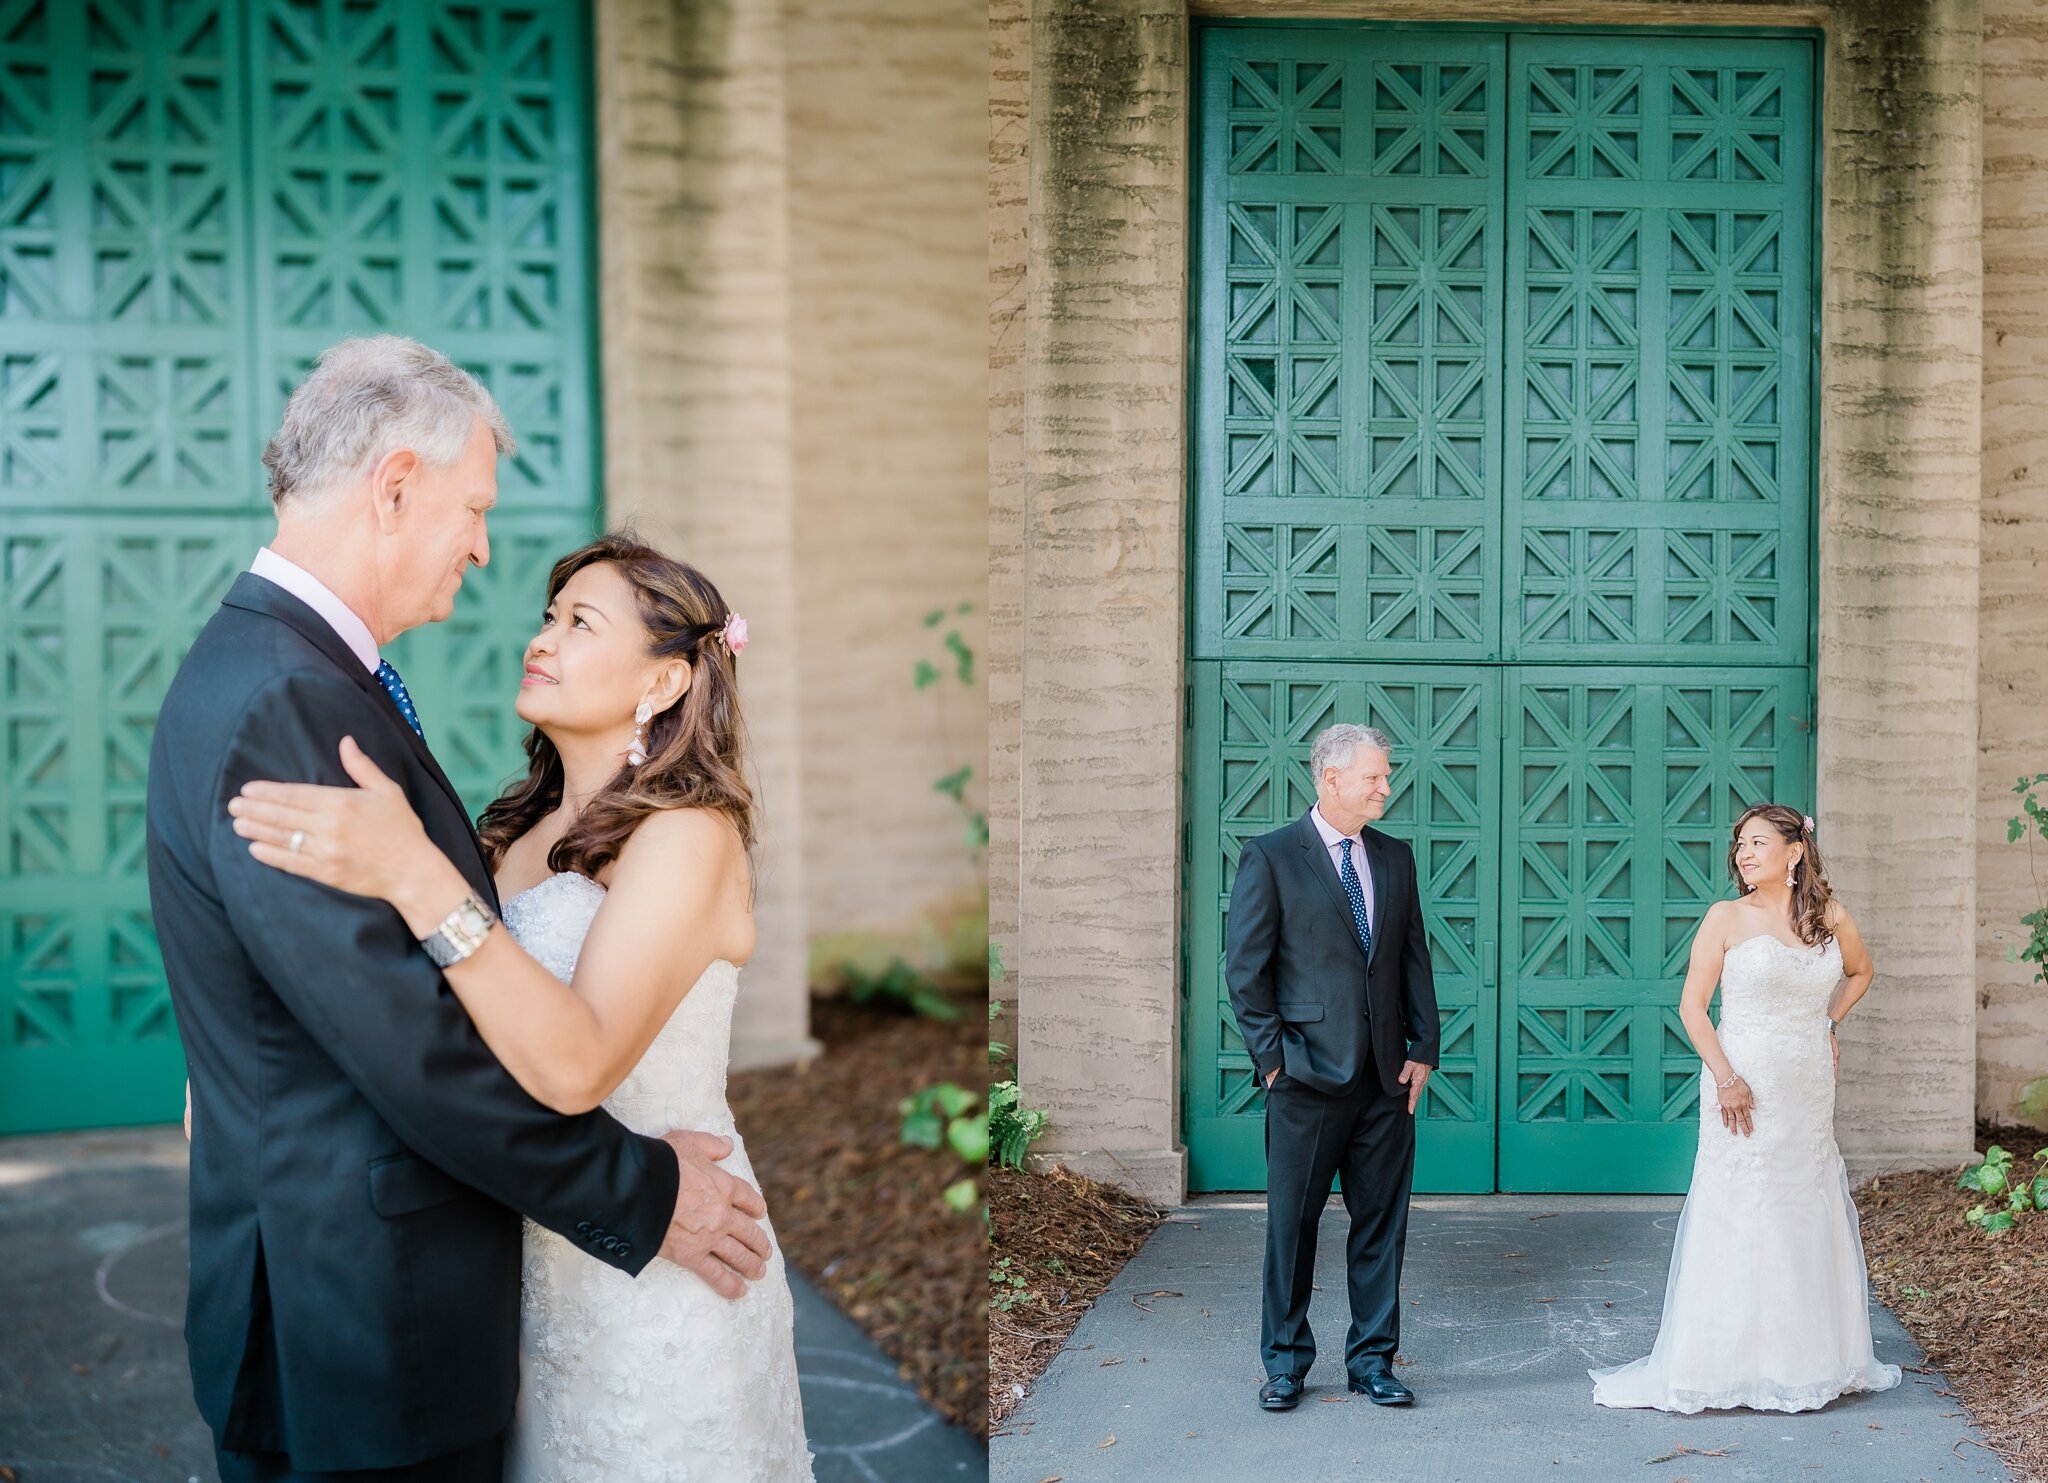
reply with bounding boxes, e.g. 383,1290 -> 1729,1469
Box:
1716,1071 -> 1743,1090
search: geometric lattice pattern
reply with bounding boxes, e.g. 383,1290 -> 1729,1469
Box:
1185,663 -> 1501,1191
1371,61 -> 1489,177
1196,29 -> 1506,664
1368,203 -> 1489,501
1223,202 -> 1342,499
1189,27 -> 1816,1192
1506,34 -> 1811,666
1499,670 -> 1809,1186
1227,57 -> 1343,176
0,0 -> 597,1133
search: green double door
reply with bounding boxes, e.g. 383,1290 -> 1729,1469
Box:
0,0 -> 600,1134
1184,25 -> 1817,1192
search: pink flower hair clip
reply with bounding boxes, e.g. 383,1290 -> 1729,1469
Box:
719,613 -> 749,657
1802,814 -> 1815,834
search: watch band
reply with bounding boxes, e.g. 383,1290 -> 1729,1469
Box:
421,892 -> 497,968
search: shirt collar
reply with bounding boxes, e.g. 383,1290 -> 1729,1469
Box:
1310,803 -> 1362,854
249,547 -> 381,673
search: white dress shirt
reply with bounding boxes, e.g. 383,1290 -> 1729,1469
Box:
1309,802 -> 1376,938
249,547 -> 380,673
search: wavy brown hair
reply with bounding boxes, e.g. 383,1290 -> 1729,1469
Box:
1726,803 -> 1833,946
477,532 -> 754,879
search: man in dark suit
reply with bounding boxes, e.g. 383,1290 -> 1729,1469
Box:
1226,722 -> 1441,1412
146,337 -> 771,1481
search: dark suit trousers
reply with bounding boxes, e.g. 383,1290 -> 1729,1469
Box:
216,1432 -> 504,1483
1261,1071 -> 1415,1381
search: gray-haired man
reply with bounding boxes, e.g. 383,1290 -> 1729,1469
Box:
1225,722 -> 1441,1411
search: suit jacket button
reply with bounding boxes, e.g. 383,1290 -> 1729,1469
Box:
603,1236 -> 620,1252
575,1220 -> 592,1236
616,1243 -> 632,1260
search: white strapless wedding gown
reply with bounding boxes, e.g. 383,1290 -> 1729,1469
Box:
500,871 -> 814,1481
1590,933 -> 1903,1414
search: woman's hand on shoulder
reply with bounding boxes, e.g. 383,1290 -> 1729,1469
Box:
231,736 -> 454,915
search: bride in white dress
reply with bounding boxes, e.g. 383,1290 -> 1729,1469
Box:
230,534 -> 814,1479
1591,803 -> 1902,1414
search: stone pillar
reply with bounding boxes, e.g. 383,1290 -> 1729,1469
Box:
1976,0 -> 2048,1123
1015,0 -> 1192,1205
594,0 -> 817,1068
990,0 -> 1029,1032
1815,0 -> 1984,1174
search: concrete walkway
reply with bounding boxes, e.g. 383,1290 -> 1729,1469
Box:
992,1196 -> 2011,1483
0,1127 -> 983,1483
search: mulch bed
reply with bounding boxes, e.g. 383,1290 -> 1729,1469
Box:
726,994 -> 987,1438
1854,1119 -> 2048,1483
987,1163 -> 1167,1432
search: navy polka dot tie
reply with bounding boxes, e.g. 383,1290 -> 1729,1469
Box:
1340,837 -> 1373,959
375,660 -> 424,739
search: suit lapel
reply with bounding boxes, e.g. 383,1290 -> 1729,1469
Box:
222,574 -> 493,888
1297,811 -> 1368,964
1363,827 -> 1395,968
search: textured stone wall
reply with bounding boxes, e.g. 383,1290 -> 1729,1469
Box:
990,0 -> 1028,1039
783,0 -> 990,981
1015,0 -> 1192,1203
1977,0 -> 2048,1124
593,0 -> 815,1067
1814,0 -> 1983,1173
1001,0 -> 1991,1201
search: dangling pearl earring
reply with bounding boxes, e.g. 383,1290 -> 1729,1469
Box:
1785,858 -> 1798,889
628,698 -> 653,767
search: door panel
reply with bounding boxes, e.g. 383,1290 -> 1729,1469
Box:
0,0 -> 599,1135
1496,667 -> 1812,1191
1185,662 -> 1498,1193
1502,35 -> 1814,665
1192,29 -> 1508,665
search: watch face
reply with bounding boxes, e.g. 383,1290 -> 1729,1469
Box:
456,901 -> 492,938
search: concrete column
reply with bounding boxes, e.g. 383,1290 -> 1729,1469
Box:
1815,0 -> 1983,1173
593,0 -> 817,1068
990,0 -> 1029,1027
1016,0 -> 1192,1205
1976,0 -> 2048,1123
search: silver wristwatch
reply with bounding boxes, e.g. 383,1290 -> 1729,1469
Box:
420,892 -> 498,968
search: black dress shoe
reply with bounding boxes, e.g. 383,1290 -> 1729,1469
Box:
1258,1374 -> 1304,1411
1349,1367 -> 1414,1406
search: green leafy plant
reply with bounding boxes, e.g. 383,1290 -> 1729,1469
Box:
2008,775 -> 2048,1125
1957,1145 -> 2048,1234
2011,774 -> 2048,985
990,1070 -> 1049,1171
917,604 -> 987,853
989,977 -> 1050,1171
901,1081 -> 989,1221
989,1255 -> 1033,1313
844,959 -> 961,1022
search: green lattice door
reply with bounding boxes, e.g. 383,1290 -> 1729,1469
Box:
1185,24 -> 1816,1192
0,0 -> 599,1135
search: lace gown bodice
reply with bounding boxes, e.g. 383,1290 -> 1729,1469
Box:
500,872 -> 814,1481
503,871 -> 742,1138
1590,931 -> 1902,1414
